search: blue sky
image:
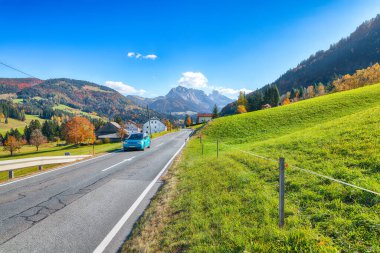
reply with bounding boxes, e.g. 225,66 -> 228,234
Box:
1,0 -> 380,98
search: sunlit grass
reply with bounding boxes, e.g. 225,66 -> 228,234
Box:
0,114 -> 42,135
124,83 -> 380,252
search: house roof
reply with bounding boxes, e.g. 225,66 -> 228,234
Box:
197,113 -> 213,117
125,120 -> 137,125
109,121 -> 122,129
96,121 -> 127,136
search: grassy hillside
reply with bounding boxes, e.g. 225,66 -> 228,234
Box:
124,84 -> 380,252
204,83 -> 380,142
53,104 -> 102,119
0,114 -> 42,135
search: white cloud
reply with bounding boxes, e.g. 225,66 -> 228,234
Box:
105,81 -> 146,96
127,52 -> 157,60
214,87 -> 253,98
176,71 -> 251,99
143,54 -> 158,60
178,72 -> 208,89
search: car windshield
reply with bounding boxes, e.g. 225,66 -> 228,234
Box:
128,133 -> 144,140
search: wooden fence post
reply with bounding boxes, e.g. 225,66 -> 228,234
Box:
217,139 -> 219,158
279,157 -> 285,228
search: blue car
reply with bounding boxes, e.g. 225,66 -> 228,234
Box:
123,133 -> 151,151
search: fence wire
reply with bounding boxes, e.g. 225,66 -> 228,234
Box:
203,140 -> 380,196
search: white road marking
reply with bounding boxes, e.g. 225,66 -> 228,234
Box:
101,157 -> 135,172
93,142 -> 187,253
0,152 -> 116,188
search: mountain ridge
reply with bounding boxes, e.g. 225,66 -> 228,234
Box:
127,86 -> 233,115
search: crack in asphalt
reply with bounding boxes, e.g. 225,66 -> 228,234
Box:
0,175 -> 112,245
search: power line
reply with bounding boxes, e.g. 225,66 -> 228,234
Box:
0,60 -> 40,79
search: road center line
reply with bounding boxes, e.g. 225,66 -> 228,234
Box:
93,141 -> 187,253
155,143 -> 163,148
101,157 -> 135,172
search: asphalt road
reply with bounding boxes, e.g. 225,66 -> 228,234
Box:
0,130 -> 191,253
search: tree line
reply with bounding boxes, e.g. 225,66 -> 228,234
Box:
223,63 -> 380,116
1,116 -> 96,156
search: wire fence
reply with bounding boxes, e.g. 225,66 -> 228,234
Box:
198,136 -> 380,196
195,136 -> 380,228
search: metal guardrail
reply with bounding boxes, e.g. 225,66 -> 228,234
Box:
0,155 -> 91,179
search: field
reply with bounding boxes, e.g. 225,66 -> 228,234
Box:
0,114 -> 43,135
53,104 -> 101,119
124,84 -> 380,252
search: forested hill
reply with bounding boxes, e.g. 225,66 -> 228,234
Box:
0,78 -> 43,93
273,14 -> 380,93
16,78 -> 160,122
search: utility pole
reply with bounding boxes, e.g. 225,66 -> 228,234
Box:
279,157 -> 285,228
147,105 -> 152,137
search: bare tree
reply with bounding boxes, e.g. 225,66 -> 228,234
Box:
117,127 -> 127,140
30,129 -> 47,151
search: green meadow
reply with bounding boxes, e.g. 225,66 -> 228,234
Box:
124,84 -> 380,252
0,114 -> 42,135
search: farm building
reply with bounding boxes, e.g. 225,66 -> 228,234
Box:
143,117 -> 167,134
197,113 -> 213,123
95,121 -> 127,142
125,120 -> 141,134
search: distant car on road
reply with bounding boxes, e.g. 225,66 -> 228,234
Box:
123,133 -> 151,151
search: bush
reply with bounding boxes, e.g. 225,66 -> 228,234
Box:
94,140 -> 103,145
102,138 -> 110,144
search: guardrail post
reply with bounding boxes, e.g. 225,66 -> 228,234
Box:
9,170 -> 14,179
38,165 -> 43,171
279,157 -> 285,228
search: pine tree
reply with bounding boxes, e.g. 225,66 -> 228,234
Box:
248,90 -> 264,111
271,85 -> 280,106
298,87 -> 304,99
212,104 -> 219,118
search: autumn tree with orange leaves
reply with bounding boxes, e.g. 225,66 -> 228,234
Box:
3,136 -> 24,156
333,63 -> 380,91
236,91 -> 248,114
62,116 -> 96,145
